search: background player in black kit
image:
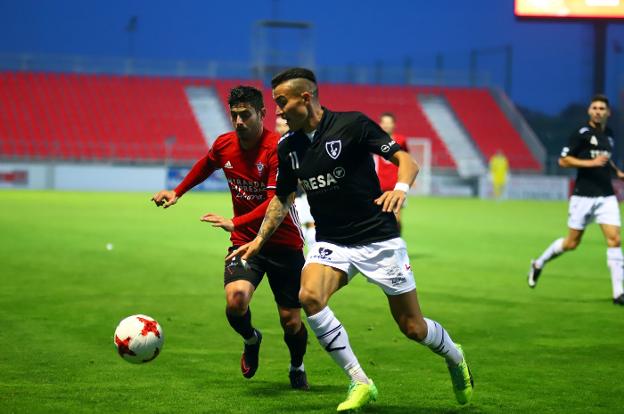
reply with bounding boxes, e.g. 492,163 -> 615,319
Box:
229,68 -> 473,412
529,95 -> 624,305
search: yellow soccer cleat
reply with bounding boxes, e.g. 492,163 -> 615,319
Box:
336,380 -> 378,412
447,344 -> 474,405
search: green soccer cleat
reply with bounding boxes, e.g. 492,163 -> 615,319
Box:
447,344 -> 474,405
336,380 -> 378,412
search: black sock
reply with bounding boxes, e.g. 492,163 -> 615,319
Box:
284,323 -> 308,368
226,307 -> 255,340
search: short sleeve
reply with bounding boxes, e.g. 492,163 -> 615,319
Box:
275,139 -> 299,197
358,114 -> 401,160
561,131 -> 584,158
265,146 -> 278,190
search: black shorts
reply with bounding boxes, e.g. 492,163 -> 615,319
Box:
224,246 -> 304,309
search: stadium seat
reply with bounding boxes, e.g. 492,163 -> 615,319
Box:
442,88 -> 541,171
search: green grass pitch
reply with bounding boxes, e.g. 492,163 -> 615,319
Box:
1,190 -> 623,413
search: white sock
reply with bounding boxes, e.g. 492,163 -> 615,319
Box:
290,363 -> 304,372
607,247 -> 624,298
306,307 -> 369,384
535,237 -> 565,269
243,330 -> 258,345
420,318 -> 463,365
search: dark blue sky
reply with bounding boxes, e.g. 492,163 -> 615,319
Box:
1,0 -> 624,114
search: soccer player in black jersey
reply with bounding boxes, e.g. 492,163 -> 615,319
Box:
228,68 -> 473,411
529,95 -> 624,305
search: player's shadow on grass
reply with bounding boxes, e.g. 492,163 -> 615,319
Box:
244,381 -> 482,413
366,404 -> 483,414
544,295 -> 611,304
243,380 -> 344,397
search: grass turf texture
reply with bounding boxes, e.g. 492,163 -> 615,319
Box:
1,190 -> 623,413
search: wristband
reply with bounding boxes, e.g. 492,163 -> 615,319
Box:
394,182 -> 410,193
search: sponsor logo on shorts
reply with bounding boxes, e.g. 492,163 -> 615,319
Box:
386,264 -> 407,286
310,247 -> 333,261
390,276 -> 407,286
226,257 -> 243,274
318,247 -> 333,259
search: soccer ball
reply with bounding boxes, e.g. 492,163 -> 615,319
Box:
113,314 -> 164,364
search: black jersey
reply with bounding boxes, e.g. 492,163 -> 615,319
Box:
276,108 -> 402,245
561,124 -> 615,197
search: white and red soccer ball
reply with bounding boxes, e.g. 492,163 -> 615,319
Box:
114,314 -> 164,363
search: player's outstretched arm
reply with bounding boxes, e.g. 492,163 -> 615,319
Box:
200,213 -> 234,232
151,190 -> 179,208
559,155 -> 609,169
375,150 -> 419,214
226,193 -> 295,261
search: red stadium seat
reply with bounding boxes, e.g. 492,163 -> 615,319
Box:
0,72 -> 540,172
442,88 -> 541,171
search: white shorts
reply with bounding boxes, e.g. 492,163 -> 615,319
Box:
295,194 -> 314,225
305,237 -> 416,295
568,195 -> 621,230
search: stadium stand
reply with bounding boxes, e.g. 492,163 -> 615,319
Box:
0,71 -> 541,172
442,88 -> 541,171
319,84 -> 456,169
0,72 -> 248,163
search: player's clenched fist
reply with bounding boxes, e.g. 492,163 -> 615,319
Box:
151,190 -> 179,208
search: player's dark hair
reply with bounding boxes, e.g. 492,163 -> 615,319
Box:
591,94 -> 610,108
228,86 -> 264,112
271,68 -> 318,97
380,112 -> 396,121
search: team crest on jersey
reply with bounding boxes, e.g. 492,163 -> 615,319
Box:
256,162 -> 265,173
608,136 -> 614,147
326,140 -> 342,160
590,136 -> 598,146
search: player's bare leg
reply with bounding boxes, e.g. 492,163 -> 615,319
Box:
599,224 -> 624,304
563,228 -> 584,251
298,264 -> 377,411
387,289 -> 473,404
276,305 -> 309,389
298,263 -> 347,315
529,228 -> 584,288
224,280 -> 262,378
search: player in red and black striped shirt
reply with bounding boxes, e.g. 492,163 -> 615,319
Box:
151,86 -> 309,389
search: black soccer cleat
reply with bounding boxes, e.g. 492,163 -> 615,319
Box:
528,260 -> 542,289
240,329 -> 262,379
613,294 -> 624,306
289,369 -> 310,390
